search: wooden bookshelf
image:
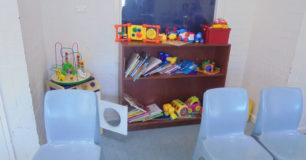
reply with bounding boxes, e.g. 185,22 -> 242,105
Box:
119,42 -> 231,131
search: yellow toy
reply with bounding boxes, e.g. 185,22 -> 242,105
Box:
159,33 -> 167,42
115,23 -> 160,43
163,103 -> 177,120
166,57 -> 177,64
248,100 -> 253,121
171,99 -> 189,117
128,25 -> 146,41
56,68 -> 66,81
168,33 -> 177,40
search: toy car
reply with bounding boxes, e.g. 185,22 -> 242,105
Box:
171,99 -> 189,117
185,96 -> 202,113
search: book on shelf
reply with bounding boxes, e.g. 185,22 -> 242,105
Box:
130,104 -> 163,122
142,57 -> 162,74
124,94 -> 146,112
130,53 -> 148,77
125,53 -> 140,78
133,62 -> 149,81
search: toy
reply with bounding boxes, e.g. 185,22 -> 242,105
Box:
128,24 -> 146,41
168,33 -> 177,40
171,99 -> 189,117
194,32 -> 204,43
159,52 -> 170,64
143,24 -> 160,43
166,57 -> 177,64
51,42 -> 91,85
159,33 -> 167,42
185,96 -> 202,113
163,103 -> 178,120
115,23 -> 160,43
114,23 -> 131,42
202,60 -> 216,73
212,18 -> 229,29
177,30 -> 195,42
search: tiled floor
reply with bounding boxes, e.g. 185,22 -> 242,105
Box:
101,122 -> 255,160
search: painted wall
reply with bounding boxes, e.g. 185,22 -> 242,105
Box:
242,0 -> 306,126
40,0 -> 121,102
0,0 -> 40,159
288,11 -> 306,131
17,0 -> 47,144
216,0 -> 257,87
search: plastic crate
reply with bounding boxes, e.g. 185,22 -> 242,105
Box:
202,26 -> 231,44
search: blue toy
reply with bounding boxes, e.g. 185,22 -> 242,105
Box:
195,32 -> 204,43
159,52 -> 170,64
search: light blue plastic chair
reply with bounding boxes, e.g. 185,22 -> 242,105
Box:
33,90 -> 101,160
252,87 -> 306,160
192,88 -> 272,160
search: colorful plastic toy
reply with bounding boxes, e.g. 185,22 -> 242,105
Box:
212,18 -> 229,29
115,23 -> 160,43
171,99 -> 189,117
128,24 -> 146,41
185,96 -> 202,113
114,23 -> 131,42
143,24 -> 160,43
202,60 -> 216,73
166,57 -> 177,64
195,32 -> 204,43
159,33 -> 167,42
168,33 -> 177,40
51,42 -> 91,85
163,103 -> 178,120
159,52 -> 170,64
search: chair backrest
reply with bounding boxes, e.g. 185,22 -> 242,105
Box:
199,88 -> 249,138
44,90 -> 98,143
253,87 -> 303,135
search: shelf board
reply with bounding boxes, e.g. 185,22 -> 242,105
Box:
128,116 -> 201,131
120,41 -> 230,48
125,72 -> 225,81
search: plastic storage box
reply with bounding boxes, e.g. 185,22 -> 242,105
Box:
202,26 -> 231,44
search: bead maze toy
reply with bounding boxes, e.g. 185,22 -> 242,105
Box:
114,23 -> 160,43
51,42 -> 91,85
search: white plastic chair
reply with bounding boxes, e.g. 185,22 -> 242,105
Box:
192,88 -> 272,160
252,87 -> 306,160
33,90 -> 101,160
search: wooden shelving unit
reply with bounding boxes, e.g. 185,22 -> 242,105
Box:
119,42 -> 231,131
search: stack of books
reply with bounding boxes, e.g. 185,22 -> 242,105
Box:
125,52 -> 162,81
124,94 -> 163,123
125,53 -> 199,81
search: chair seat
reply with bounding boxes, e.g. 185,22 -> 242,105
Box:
33,142 -> 101,160
203,135 -> 272,160
257,132 -> 306,160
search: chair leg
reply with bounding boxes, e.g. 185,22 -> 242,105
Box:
193,140 -> 208,160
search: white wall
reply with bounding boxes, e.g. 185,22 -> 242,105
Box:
40,0 -> 121,102
0,0 -> 40,159
242,0 -> 306,120
17,0 -> 47,144
216,0 -> 257,87
288,11 -> 306,131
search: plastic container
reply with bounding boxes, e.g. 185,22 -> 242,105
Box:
202,25 -> 231,44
